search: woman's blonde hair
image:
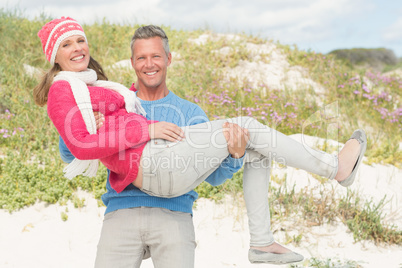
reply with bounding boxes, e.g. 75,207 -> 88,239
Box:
33,56 -> 108,106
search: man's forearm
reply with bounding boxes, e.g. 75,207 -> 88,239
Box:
204,154 -> 245,186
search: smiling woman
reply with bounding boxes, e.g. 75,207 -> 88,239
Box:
32,16 -> 368,266
33,17 -> 108,107
55,35 -> 90,72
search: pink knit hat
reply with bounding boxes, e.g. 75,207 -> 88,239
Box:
38,17 -> 87,65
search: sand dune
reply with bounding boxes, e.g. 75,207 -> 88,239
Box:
1,160 -> 400,268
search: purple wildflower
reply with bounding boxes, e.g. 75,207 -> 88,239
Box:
362,84 -> 370,93
284,102 -> 295,108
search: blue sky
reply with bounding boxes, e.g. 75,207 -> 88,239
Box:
3,0 -> 402,57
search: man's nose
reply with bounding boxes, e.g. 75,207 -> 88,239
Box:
145,58 -> 154,68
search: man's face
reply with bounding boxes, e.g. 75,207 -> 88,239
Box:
131,37 -> 171,92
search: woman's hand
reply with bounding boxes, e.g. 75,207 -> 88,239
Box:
149,122 -> 185,142
94,111 -> 105,130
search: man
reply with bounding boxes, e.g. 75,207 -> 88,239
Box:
59,25 -> 247,268
125,25 -> 302,265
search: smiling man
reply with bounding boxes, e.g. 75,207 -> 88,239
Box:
132,35 -> 171,99
88,25 -> 247,268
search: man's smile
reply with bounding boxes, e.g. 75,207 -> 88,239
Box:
145,71 -> 158,76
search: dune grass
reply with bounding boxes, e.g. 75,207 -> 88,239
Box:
0,10 -> 401,246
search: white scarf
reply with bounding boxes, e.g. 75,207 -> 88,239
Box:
54,69 -> 146,180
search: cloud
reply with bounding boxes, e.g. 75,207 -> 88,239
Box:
151,0 -> 369,45
10,0 -> 164,24
1,0 -> 109,9
3,0 -> 401,55
383,18 -> 402,42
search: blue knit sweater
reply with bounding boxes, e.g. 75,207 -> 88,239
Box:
59,90 -> 244,214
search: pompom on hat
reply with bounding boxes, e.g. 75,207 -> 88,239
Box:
38,17 -> 87,65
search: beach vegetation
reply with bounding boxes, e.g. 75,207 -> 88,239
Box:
0,10 -> 400,248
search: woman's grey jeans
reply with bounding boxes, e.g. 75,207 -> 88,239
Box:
140,116 -> 338,247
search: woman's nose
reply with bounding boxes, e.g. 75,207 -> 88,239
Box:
72,41 -> 82,51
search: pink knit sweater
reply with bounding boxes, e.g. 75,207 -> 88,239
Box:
47,80 -> 152,193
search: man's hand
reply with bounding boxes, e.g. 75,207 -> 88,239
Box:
94,111 -> 105,130
149,122 -> 185,142
223,122 -> 249,159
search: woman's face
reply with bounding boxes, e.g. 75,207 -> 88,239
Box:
55,35 -> 90,72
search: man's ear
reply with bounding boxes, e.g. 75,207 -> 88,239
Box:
130,57 -> 134,69
167,52 -> 172,66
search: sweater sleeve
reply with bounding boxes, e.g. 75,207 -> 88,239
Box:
47,80 -> 150,160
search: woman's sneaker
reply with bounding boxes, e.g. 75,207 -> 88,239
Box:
248,248 -> 304,264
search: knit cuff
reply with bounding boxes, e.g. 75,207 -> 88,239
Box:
225,154 -> 245,169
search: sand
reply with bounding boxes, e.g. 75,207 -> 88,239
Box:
1,159 -> 401,268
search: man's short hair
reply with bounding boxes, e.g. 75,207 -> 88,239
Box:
131,25 -> 170,58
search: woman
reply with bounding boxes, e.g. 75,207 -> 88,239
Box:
34,17 -> 366,264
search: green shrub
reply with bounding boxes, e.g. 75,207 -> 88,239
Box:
329,48 -> 398,68
0,10 -> 400,245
